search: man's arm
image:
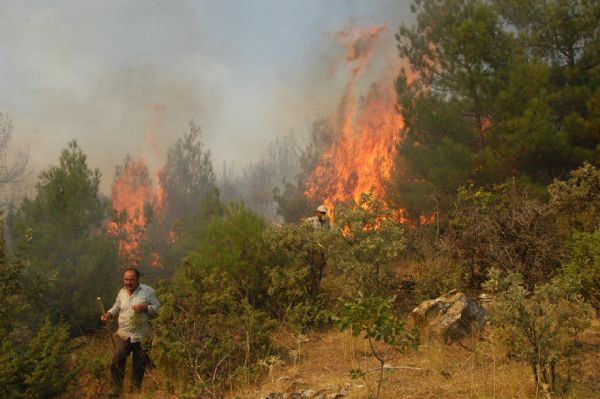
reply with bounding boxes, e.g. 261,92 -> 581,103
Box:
146,287 -> 160,317
106,292 -> 121,318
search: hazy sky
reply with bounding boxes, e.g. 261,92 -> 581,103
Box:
0,0 -> 414,193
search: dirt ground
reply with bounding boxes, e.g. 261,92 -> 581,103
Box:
63,312 -> 600,399
233,320 -> 600,399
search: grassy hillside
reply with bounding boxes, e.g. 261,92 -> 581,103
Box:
63,319 -> 599,399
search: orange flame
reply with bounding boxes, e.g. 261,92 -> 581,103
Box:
109,158 -> 155,266
305,25 -> 403,213
109,105 -> 167,266
145,104 -> 167,212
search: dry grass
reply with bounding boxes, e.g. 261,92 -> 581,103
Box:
232,322 -> 600,399
64,319 -> 599,399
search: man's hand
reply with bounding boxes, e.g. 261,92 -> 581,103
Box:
132,304 -> 148,313
101,312 -> 111,321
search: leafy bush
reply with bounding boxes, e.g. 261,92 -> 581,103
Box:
153,268 -> 276,396
562,229 -> 600,310
330,193 -> 406,295
484,269 -> 593,392
0,220 -> 29,337
0,217 -> 74,398
265,193 -> 406,328
549,162 -> 600,234
185,203 -> 268,306
413,255 -> 468,301
286,299 -> 331,333
0,319 -> 74,399
408,164 -> 600,296
263,221 -> 333,325
0,340 -> 21,398
335,292 -> 414,398
152,204 -> 277,396
403,223 -> 469,300
446,182 -> 562,287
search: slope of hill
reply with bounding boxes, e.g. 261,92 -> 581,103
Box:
64,318 -> 599,398
233,322 -> 600,399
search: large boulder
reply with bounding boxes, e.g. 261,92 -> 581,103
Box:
410,290 -> 486,343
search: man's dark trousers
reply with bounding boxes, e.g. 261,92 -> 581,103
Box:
111,335 -> 147,392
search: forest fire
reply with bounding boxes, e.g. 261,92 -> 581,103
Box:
109,157 -> 157,265
109,105 -> 167,266
305,25 -> 403,213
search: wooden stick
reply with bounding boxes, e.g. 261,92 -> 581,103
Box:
97,297 -> 116,349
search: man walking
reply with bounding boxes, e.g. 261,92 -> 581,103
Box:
101,268 -> 160,397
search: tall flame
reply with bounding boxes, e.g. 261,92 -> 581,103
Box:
144,104 -> 167,212
305,25 -> 403,211
109,105 -> 166,267
109,158 -> 155,266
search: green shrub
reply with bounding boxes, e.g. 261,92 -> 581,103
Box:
0,217 -> 74,398
330,193 -> 406,295
287,299 -> 332,333
0,340 -> 21,398
549,162 -> 600,234
414,256 -> 468,301
335,292 -> 414,398
448,183 -> 561,287
0,220 -> 29,339
0,319 -> 74,399
263,221 -> 333,323
75,338 -> 110,393
153,268 -> 276,396
23,319 -> 75,398
265,223 -> 330,295
562,229 -> 600,310
484,269 -> 593,392
186,202 -> 268,306
152,205 -> 277,396
265,193 -> 406,328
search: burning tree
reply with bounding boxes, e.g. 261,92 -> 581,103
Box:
389,0 -> 600,220
304,26 -> 404,214
109,121 -> 219,272
109,155 -> 158,267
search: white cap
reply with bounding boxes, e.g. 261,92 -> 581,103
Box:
317,205 -> 328,213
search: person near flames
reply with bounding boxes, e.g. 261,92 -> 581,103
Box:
306,204 -> 331,230
101,268 -> 160,397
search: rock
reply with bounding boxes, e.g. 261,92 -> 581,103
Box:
296,334 -> 310,343
323,384 -> 352,399
291,378 -> 307,390
410,290 -> 486,343
338,383 -> 352,396
274,385 -> 350,399
313,389 -> 330,399
477,293 -> 494,303
477,293 -> 495,311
